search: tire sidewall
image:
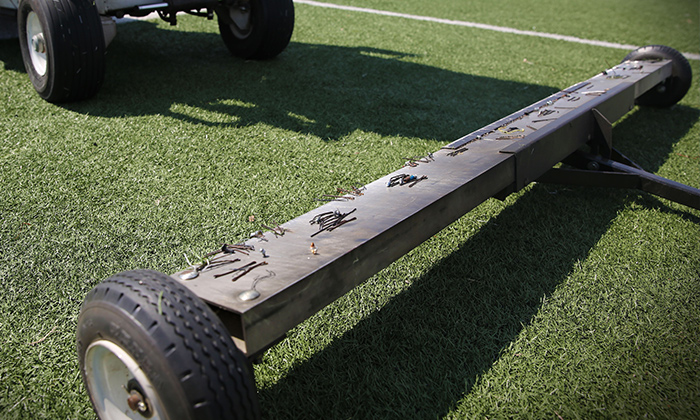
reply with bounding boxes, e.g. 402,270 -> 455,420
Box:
218,0 -> 268,59
77,300 -> 195,420
77,270 -> 261,420
623,45 -> 692,107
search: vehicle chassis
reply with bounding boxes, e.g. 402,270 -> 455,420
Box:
76,45 -> 698,419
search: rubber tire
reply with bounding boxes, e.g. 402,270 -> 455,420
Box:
77,269 -> 260,420
622,45 -> 692,108
217,0 -> 294,60
17,0 -> 105,102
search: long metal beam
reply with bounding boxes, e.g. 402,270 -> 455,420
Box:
174,59 -> 678,358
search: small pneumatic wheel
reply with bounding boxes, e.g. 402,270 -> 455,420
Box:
76,269 -> 260,420
216,0 -> 294,59
17,0 -> 105,102
622,45 -> 692,107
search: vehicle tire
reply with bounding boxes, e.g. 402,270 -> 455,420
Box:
216,0 -> 294,60
76,269 -> 260,420
17,0 -> 105,102
622,45 -> 692,108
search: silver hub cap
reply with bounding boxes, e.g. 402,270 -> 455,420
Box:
26,12 -> 47,76
228,5 -> 252,39
84,340 -> 165,419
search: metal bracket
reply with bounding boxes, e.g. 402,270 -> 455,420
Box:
538,149 -> 700,210
591,108 -> 613,158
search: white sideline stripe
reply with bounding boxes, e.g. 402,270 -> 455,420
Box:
294,0 -> 700,61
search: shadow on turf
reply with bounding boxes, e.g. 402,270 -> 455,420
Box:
18,19 -> 559,144
254,105 -> 699,419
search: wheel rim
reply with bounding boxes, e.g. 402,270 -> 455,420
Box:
227,4 -> 253,39
25,12 -> 47,76
85,340 -> 165,420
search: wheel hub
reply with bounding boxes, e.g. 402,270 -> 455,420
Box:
127,389 -> 151,416
228,5 -> 252,39
31,33 -> 45,54
84,340 -> 164,419
25,11 -> 47,76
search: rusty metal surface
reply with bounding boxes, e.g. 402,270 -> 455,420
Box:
173,59 -> 673,357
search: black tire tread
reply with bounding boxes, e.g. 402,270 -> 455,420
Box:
79,269 -> 260,420
622,44 -> 692,108
18,0 -> 104,102
218,0 -> 294,60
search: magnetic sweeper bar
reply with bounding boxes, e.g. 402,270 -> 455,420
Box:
174,59 -> 683,358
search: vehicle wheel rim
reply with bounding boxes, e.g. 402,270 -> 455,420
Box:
25,12 -> 47,76
227,5 -> 253,39
85,340 -> 165,420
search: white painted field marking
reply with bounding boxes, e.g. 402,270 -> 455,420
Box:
294,0 -> 700,61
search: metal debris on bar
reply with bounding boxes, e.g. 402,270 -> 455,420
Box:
213,260 -> 269,280
178,253 -> 242,281
387,174 -> 428,187
222,243 -> 255,255
309,208 -> 357,237
261,222 -> 286,237
403,153 -> 435,167
316,185 -> 366,202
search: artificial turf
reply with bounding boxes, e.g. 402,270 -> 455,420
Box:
0,0 -> 698,418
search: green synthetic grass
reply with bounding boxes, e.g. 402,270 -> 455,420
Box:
315,0 -> 700,55
1,1 -> 699,419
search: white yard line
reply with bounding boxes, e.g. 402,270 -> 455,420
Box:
294,0 -> 700,61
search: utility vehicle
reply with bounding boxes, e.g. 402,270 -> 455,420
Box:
0,0 -> 294,102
